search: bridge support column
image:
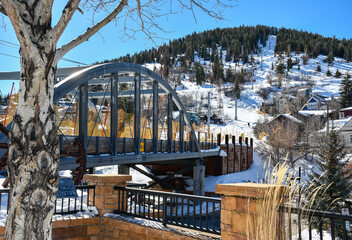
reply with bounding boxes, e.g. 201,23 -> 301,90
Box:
118,164 -> 130,175
193,159 -> 205,196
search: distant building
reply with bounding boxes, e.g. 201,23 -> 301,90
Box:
268,114 -> 304,134
339,107 -> 352,119
312,117 -> 352,153
340,118 -> 352,153
260,87 -> 312,116
301,94 -> 327,111
277,94 -> 301,114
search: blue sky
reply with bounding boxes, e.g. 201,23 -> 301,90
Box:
0,0 -> 352,94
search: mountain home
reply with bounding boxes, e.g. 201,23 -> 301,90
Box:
339,107 -> 352,119
268,114 -> 305,137
301,94 -> 327,111
340,118 -> 352,153
311,117 -> 352,153
260,87 -> 312,115
277,94 -> 301,113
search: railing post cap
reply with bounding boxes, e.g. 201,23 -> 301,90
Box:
83,174 -> 132,183
215,183 -> 287,198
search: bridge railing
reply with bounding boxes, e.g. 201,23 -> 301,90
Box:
114,186 -> 221,235
0,185 -> 96,215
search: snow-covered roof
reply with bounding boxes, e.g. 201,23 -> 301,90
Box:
270,114 -> 303,124
298,109 -> 335,116
319,117 -> 352,132
279,94 -> 297,99
341,107 -> 352,111
281,114 -> 303,124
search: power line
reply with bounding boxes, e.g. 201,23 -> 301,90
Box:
0,39 -> 89,65
0,42 -> 18,49
0,40 -> 18,47
0,52 -> 19,59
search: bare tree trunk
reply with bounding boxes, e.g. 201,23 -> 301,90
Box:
6,48 -> 59,239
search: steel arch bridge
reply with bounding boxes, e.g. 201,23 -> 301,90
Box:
53,62 -> 219,171
0,63 -> 219,193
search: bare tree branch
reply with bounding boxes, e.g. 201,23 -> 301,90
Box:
54,0 -> 128,64
51,0 -> 81,42
0,3 -> 7,16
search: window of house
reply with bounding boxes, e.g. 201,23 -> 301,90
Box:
340,112 -> 345,119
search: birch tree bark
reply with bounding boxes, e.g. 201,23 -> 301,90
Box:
0,1 -> 73,238
0,0 -> 126,238
0,0 -> 231,239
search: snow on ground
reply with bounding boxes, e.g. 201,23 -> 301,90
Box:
292,229 -> 332,240
94,164 -> 153,183
185,149 -> 266,192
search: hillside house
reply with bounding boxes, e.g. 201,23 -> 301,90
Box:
277,94 -> 302,113
297,87 -> 312,99
301,94 -> 327,111
339,107 -> 352,119
340,118 -> 352,153
260,87 -> 312,116
260,99 -> 276,115
311,117 -> 352,153
268,114 -> 305,134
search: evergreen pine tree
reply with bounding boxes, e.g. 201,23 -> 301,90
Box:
327,51 -> 334,65
339,73 -> 352,108
316,64 -> 321,72
276,63 -> 285,75
195,63 -> 205,85
287,57 -> 293,70
226,68 -> 234,83
335,69 -> 342,78
307,128 -> 352,229
242,50 -> 249,64
225,50 -> 232,62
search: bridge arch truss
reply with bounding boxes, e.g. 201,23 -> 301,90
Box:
54,63 -> 217,170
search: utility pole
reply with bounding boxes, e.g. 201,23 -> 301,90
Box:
326,104 -> 330,135
251,64 -> 254,89
207,92 -> 211,133
235,97 -> 238,121
206,92 -> 216,136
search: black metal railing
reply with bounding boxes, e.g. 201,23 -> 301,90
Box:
0,189 -> 10,214
281,206 -> 352,240
114,186 -> 221,235
0,185 -> 95,215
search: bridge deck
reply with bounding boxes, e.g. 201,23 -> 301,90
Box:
59,135 -> 219,170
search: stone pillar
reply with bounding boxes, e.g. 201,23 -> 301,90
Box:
215,183 -> 287,240
83,174 -> 132,216
193,164 -> 205,196
118,164 -> 130,175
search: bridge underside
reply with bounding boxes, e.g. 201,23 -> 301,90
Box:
59,150 -> 218,171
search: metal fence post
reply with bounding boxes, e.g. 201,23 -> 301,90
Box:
162,194 -> 167,226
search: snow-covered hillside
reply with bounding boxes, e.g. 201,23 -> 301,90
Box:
140,35 -> 352,189
143,35 -> 351,140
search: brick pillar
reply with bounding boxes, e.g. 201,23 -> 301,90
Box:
83,174 -> 132,216
215,183 -> 287,240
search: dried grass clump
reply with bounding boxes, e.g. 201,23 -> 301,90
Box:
246,160 -> 328,240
